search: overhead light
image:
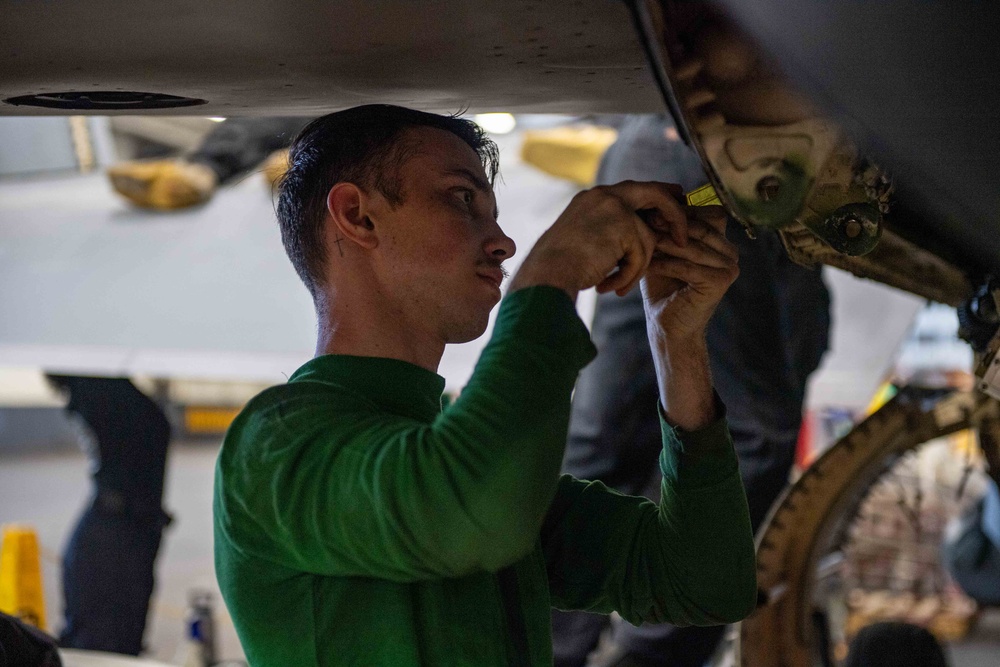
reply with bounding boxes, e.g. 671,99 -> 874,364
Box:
474,113 -> 516,135
208,117 -> 227,122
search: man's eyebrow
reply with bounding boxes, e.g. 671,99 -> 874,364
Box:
443,167 -> 499,219
444,168 -> 492,194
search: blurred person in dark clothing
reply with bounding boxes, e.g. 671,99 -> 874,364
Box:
47,375 -> 171,655
550,115 -> 831,667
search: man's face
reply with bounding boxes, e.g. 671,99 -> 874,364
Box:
370,126 -> 516,344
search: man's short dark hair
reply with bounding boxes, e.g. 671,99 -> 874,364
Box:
277,104 -> 500,298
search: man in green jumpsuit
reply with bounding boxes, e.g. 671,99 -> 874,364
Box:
213,105 -> 756,666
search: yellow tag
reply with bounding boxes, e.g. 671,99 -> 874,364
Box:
184,406 -> 241,434
685,183 -> 722,207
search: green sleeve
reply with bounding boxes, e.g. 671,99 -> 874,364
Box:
219,286 -> 597,582
540,406 -> 758,626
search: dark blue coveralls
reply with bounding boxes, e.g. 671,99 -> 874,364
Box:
550,115 -> 832,667
49,376 -> 171,655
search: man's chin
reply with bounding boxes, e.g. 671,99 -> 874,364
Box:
447,308 -> 494,344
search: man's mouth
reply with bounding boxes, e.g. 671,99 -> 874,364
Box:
477,268 -> 505,290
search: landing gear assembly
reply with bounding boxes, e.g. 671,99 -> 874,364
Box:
723,281 -> 1000,665
629,2 -> 1000,660
736,389 -> 997,666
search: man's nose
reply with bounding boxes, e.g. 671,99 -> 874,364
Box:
485,224 -> 516,260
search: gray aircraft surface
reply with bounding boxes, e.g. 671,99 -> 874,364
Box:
4,2 -> 1000,664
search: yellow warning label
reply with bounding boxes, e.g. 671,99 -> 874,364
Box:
685,183 -> 722,207
0,525 -> 47,631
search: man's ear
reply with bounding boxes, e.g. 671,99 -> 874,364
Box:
326,182 -> 379,251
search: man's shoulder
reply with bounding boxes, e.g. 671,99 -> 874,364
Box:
245,377 -> 374,422
214,379 -> 380,535
221,379 -> 377,460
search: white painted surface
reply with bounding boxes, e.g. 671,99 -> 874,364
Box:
0,132 -> 580,391
806,268 -> 924,409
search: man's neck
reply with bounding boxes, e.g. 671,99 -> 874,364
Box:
315,292 -> 445,374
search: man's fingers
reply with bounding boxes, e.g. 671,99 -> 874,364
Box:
596,251 -> 640,295
596,270 -> 625,295
648,255 -> 740,289
605,181 -> 689,247
640,208 -> 691,250
655,234 -> 738,267
653,241 -> 734,271
654,222 -> 739,268
685,204 -> 728,235
623,219 -> 658,295
664,182 -> 685,198
681,220 -> 738,261
598,220 -> 657,295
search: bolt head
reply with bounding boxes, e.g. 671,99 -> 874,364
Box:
756,176 -> 781,202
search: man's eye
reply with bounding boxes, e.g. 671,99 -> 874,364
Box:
456,189 -> 473,206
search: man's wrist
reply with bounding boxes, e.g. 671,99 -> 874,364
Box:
509,252 -> 579,301
648,327 -> 717,431
647,318 -> 708,356
509,275 -> 578,302
661,389 -> 718,432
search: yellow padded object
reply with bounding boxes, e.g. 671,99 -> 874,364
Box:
0,525 -> 47,631
519,126 -> 618,186
107,159 -> 219,211
262,149 -> 290,193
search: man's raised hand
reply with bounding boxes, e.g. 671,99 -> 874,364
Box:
510,181 -> 689,299
641,205 -> 739,342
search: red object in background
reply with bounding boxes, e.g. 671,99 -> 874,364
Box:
795,409 -> 815,472
795,407 -> 863,473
